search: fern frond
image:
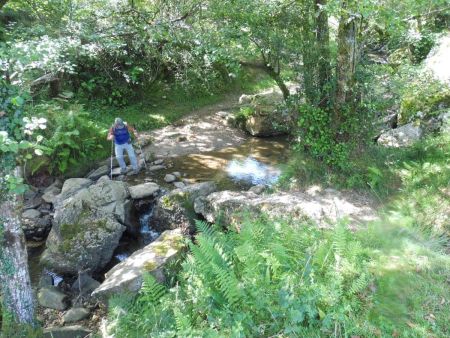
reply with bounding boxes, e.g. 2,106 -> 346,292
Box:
195,220 -> 217,238
139,273 -> 166,304
349,273 -> 368,295
174,307 -> 192,333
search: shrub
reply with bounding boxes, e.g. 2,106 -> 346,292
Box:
26,102 -> 107,175
399,77 -> 450,125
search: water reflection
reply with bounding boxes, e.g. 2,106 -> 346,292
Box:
226,157 -> 281,185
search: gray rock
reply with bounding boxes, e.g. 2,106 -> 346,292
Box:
377,123 -> 423,147
153,159 -> 164,165
172,171 -> 182,178
164,174 -> 176,183
149,165 -> 166,171
92,229 -> 185,298
249,184 -> 266,195
216,111 -> 229,118
39,273 -> 53,287
22,209 -> 41,220
194,189 -> 377,229
129,182 -> 160,199
43,179 -> 62,193
153,182 -> 217,233
43,325 -> 91,338
71,273 -> 101,296
41,179 -> 129,274
57,178 -> 92,201
38,286 -> 68,310
42,186 -> 61,204
24,195 -> 43,210
238,89 -> 289,137
87,165 -> 109,180
63,307 -> 90,323
173,182 -> 186,189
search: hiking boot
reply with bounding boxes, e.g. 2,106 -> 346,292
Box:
120,168 -> 127,174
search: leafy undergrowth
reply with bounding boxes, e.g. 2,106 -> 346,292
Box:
27,70 -> 275,177
107,133 -> 450,337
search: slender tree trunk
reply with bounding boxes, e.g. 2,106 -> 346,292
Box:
265,64 -> 290,100
300,1 -> 317,104
0,169 -> 35,326
315,0 -> 331,108
240,61 -> 290,100
334,0 -> 359,136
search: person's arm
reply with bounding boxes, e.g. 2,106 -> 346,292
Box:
128,125 -> 139,138
107,128 -> 114,141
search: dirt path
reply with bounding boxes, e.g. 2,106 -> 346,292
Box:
140,93 -> 248,159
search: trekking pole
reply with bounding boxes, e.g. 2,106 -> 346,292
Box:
110,139 -> 114,179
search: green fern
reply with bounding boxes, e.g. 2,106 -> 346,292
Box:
349,273 -> 369,295
139,273 -> 166,304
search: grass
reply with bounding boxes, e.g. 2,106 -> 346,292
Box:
280,131 -> 450,336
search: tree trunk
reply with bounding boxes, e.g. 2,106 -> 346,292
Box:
265,64 -> 290,100
240,61 -> 290,100
315,0 -> 331,108
0,170 -> 35,326
334,0 -> 359,134
300,1 -> 317,105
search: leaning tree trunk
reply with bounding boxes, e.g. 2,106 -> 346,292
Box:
334,0 -> 359,138
0,170 -> 35,326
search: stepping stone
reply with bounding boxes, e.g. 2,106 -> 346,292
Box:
43,325 -> 91,338
129,182 -> 160,199
63,307 -> 90,324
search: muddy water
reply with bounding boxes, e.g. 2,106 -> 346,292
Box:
131,136 -> 291,190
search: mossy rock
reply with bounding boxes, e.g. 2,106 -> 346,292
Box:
399,86 -> 450,125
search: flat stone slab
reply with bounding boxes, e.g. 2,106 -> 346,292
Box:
44,325 -> 92,338
129,182 -> 160,199
63,307 -> 90,323
92,229 -> 185,298
149,165 -> 166,171
22,208 -> 41,220
87,165 -> 109,180
38,286 -> 68,310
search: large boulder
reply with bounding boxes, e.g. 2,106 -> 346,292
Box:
152,182 -> 217,234
41,177 -> 131,274
239,89 -> 290,137
194,189 -> 377,229
57,178 -> 93,202
92,229 -> 185,298
377,123 -> 423,147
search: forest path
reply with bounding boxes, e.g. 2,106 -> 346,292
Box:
140,92 -> 248,159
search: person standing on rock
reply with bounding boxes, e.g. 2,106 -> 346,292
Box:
107,117 -> 140,175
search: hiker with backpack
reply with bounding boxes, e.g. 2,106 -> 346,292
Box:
107,117 -> 141,175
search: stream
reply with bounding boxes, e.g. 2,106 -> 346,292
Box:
28,136 -> 291,285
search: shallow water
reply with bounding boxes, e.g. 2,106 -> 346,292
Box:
28,136 -> 291,284
130,136 -> 291,190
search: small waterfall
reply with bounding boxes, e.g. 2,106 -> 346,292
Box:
139,204 -> 160,245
